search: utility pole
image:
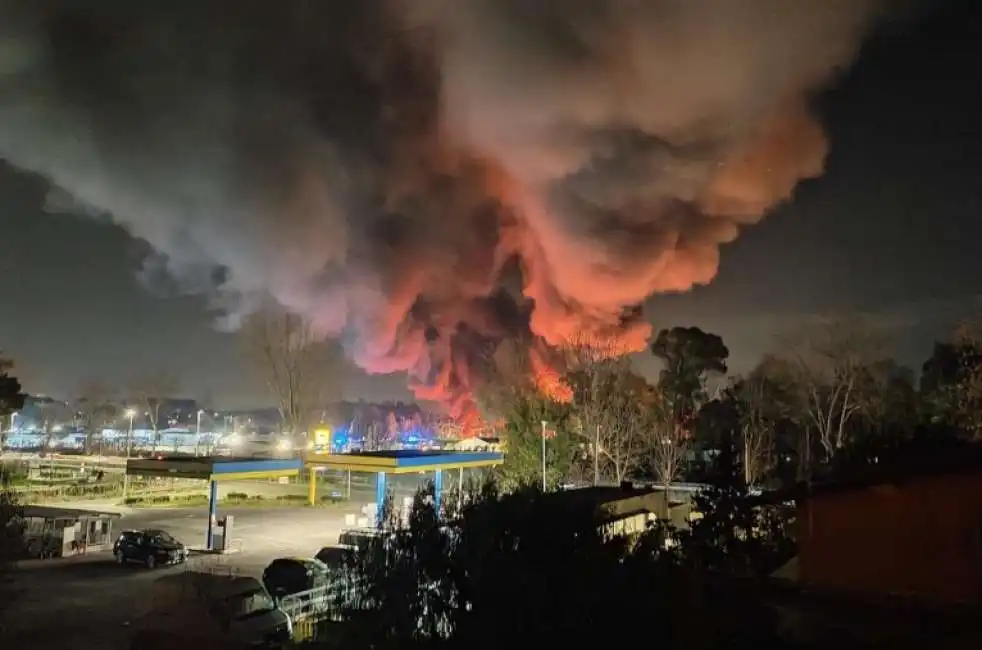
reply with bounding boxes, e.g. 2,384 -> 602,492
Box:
594,424 -> 600,486
541,420 -> 547,491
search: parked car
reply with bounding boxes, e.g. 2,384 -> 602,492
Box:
313,546 -> 351,572
114,529 -> 187,568
134,573 -> 291,649
261,557 -> 331,601
336,528 -> 393,552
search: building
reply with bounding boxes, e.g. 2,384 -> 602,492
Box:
548,483 -> 691,540
792,444 -> 982,604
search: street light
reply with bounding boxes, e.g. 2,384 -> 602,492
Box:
123,408 -> 136,499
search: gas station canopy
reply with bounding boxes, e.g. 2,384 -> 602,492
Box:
126,457 -> 303,482
304,450 -> 503,474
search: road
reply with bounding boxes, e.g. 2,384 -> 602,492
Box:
4,506 -> 354,650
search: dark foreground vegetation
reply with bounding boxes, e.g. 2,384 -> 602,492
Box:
308,444 -> 805,650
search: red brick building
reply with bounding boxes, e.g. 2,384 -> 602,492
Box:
795,447 -> 982,604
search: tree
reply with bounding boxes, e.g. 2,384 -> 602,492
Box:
495,392 -> 574,492
434,416 -> 465,441
651,326 -> 729,420
74,379 -> 117,454
130,368 -> 180,445
920,323 -> 982,439
0,470 -> 24,625
648,389 -> 691,503
385,411 -> 399,444
779,316 -> 888,462
667,435 -> 795,578
244,308 -> 343,437
563,341 -> 652,484
364,421 -> 385,451
710,378 -> 774,489
856,360 -> 918,443
649,327 -> 729,495
349,406 -> 387,451
731,375 -> 782,487
0,353 -> 27,431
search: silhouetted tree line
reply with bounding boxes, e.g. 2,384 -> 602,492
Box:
487,316 -> 982,491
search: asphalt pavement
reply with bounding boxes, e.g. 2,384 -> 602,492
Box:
3,506 -> 355,650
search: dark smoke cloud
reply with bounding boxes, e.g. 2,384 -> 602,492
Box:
0,0 -> 885,422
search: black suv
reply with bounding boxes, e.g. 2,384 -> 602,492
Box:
262,557 -> 331,601
114,529 -> 187,568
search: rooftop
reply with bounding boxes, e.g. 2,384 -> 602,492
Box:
343,450 -> 457,459
21,505 -> 122,520
545,484 -> 658,509
767,440 -> 982,502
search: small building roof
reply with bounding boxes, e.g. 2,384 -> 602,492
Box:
21,505 -> 123,520
543,484 -> 670,518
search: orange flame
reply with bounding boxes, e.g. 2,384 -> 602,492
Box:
529,348 -> 573,404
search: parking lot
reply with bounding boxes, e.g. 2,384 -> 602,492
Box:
4,507 -> 352,650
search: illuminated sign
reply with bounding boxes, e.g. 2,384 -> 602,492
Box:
313,428 -> 332,448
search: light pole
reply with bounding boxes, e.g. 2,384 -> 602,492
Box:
594,424 -> 600,486
196,409 -> 204,456
123,408 -> 136,499
541,420 -> 548,491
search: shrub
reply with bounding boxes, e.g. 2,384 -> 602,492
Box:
226,492 -> 249,501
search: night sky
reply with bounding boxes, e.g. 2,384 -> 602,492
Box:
1,0 -> 980,408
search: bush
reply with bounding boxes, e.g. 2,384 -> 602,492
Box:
151,495 -> 171,504
226,492 -> 249,501
276,494 -> 307,502
123,497 -> 144,505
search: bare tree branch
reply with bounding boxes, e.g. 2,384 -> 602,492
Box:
129,369 -> 180,444
243,308 -> 343,437
777,315 -> 888,462
562,337 -> 650,484
649,389 -> 691,498
735,377 -> 774,487
74,379 -> 118,454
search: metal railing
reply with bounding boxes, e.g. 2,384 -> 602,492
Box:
278,579 -> 364,623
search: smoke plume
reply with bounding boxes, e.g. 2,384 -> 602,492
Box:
0,0 -> 884,424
